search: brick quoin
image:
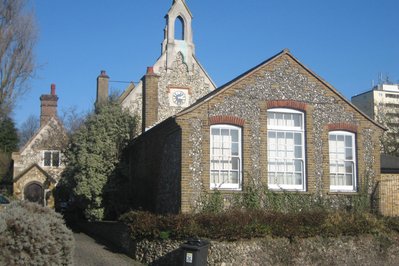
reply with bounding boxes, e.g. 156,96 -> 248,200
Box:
267,100 -> 307,111
209,115 -> 245,127
327,123 -> 358,133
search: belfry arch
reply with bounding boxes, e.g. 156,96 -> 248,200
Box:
174,16 -> 185,40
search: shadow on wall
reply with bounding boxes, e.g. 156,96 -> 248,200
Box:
149,249 -> 182,266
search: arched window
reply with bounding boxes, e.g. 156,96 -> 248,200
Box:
267,108 -> 306,191
328,131 -> 357,192
175,16 -> 185,40
210,125 -> 242,190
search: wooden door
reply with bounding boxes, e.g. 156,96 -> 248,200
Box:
24,183 -> 44,205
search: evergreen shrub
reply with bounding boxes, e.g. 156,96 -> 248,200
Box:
0,201 -> 74,265
120,209 -> 386,241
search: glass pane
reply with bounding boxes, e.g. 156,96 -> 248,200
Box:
337,163 -> 345,173
330,174 -> 337,185
268,161 -> 276,171
345,148 -> 353,160
232,157 -> 239,170
231,130 -> 238,142
294,133 -> 302,145
293,114 -> 301,127
330,163 -> 336,173
277,161 -> 285,171
232,143 -> 239,156
345,161 -> 353,174
294,160 -> 302,171
267,112 -> 275,125
295,173 -> 302,185
221,129 -> 229,136
222,147 -> 230,156
44,152 -> 51,166
286,161 -> 294,172
337,135 -> 344,142
52,152 -> 60,167
230,171 -> 239,184
329,134 -> 336,141
285,173 -> 293,184
211,128 -> 219,135
268,131 -> 276,139
221,171 -> 228,183
345,135 -> 352,147
346,174 -> 353,186
284,114 -> 292,127
294,146 -> 302,158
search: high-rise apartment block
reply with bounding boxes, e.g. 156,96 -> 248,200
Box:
352,83 -> 399,119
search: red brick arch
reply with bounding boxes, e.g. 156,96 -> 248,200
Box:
267,100 -> 307,111
327,123 -> 358,133
209,115 -> 245,127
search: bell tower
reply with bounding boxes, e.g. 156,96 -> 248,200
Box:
119,0 -> 216,133
161,0 -> 195,70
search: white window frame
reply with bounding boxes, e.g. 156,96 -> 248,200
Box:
42,150 -> 61,168
328,131 -> 357,192
210,124 -> 242,190
267,108 -> 306,191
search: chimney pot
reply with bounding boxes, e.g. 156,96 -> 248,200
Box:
51,83 -> 56,95
146,67 -> 154,74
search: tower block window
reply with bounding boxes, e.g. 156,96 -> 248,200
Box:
175,16 -> 185,40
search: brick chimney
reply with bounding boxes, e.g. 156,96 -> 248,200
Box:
40,83 -> 59,127
142,66 -> 159,132
96,70 -> 109,107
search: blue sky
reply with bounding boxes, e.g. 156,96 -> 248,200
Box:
13,0 -> 399,127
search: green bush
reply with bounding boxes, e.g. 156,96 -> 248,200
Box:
120,209 -> 387,241
61,101 -> 137,221
0,201 -> 74,265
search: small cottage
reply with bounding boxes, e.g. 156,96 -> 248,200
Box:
12,85 -> 67,207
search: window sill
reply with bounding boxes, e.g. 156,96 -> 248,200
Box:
267,189 -> 309,193
210,186 -> 242,192
328,191 -> 358,195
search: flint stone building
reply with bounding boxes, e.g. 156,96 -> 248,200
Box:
99,1 -> 385,214
12,85 -> 67,207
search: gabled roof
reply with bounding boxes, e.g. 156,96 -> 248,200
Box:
118,82 -> 136,104
381,154 -> 399,173
167,0 -> 193,18
13,163 -> 56,183
193,55 -> 217,89
176,49 -> 385,130
19,116 -> 66,154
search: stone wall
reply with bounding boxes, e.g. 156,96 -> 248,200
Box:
79,221 -> 399,266
128,118 -> 182,213
379,173 -> 399,216
134,236 -> 399,266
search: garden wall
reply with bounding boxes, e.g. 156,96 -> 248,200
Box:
80,221 -> 399,265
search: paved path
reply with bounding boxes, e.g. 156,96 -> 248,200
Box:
73,232 -> 143,266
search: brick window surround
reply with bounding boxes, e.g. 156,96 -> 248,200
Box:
327,123 -> 357,133
209,115 -> 245,127
267,100 -> 307,111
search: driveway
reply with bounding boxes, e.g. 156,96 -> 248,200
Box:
73,232 -> 143,266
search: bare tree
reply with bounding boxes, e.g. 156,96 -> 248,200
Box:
18,114 -> 39,147
0,0 -> 37,116
60,106 -> 87,136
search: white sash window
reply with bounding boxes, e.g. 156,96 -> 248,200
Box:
329,131 -> 357,192
267,109 -> 306,191
210,125 -> 242,190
